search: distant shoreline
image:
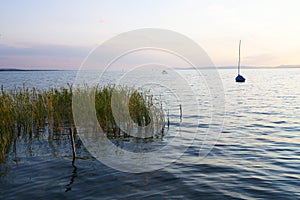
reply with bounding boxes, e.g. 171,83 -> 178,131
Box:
0,68 -> 64,72
0,65 -> 299,72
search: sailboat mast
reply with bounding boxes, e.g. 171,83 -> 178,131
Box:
235,39 -> 246,82
238,40 -> 241,75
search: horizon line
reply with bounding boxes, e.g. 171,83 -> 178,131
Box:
0,65 -> 300,71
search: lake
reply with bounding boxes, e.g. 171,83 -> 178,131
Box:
0,68 -> 299,199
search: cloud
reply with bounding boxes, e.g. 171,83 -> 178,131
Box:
244,53 -> 281,67
99,19 -> 107,24
0,44 -> 90,57
0,44 -> 91,69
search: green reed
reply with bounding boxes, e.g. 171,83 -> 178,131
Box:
0,84 -> 165,161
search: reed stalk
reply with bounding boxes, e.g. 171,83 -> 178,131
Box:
0,84 -> 165,161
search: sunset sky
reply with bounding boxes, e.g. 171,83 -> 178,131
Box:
1,0 -> 300,70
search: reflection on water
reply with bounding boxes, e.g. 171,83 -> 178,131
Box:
65,163 -> 77,192
0,69 -> 300,199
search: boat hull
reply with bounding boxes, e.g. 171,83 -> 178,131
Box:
236,74 -> 246,82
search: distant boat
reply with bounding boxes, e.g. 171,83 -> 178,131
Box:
235,40 -> 246,82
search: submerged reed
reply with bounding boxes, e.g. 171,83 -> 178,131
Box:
0,84 -> 165,161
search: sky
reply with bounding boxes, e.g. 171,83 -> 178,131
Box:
1,0 -> 300,70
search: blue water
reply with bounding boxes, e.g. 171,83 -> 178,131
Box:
0,68 -> 299,199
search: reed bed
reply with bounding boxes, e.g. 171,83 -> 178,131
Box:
0,84 -> 165,161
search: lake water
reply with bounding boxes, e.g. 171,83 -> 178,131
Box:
0,68 -> 299,199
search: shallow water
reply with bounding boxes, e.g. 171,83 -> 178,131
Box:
0,68 -> 299,199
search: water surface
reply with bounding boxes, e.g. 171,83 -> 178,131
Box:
0,68 -> 299,199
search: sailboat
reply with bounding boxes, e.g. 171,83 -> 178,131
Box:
235,40 -> 246,82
